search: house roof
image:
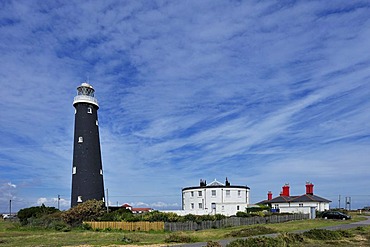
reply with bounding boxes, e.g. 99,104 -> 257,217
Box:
258,194 -> 331,204
131,207 -> 152,212
208,179 -> 224,186
290,194 -> 331,203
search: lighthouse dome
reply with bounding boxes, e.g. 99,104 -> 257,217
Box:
81,82 -> 93,88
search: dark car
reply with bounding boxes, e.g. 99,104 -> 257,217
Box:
322,211 -> 351,220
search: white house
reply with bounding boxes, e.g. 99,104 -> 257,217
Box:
259,182 -> 331,218
167,178 -> 250,216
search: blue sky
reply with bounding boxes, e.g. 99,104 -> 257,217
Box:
1,0 -> 370,212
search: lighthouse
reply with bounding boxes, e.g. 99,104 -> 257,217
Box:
71,82 -> 105,207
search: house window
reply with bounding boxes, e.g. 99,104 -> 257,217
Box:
199,203 -> 202,209
87,107 -> 92,114
226,190 -> 230,197
191,203 -> 194,209
211,203 -> 216,210
237,205 -> 240,210
222,206 -> 224,211
198,191 -> 202,197
72,167 -> 76,174
238,190 -> 241,197
190,191 -> 194,197
299,203 -> 303,207
212,190 -> 216,197
274,204 -> 279,209
78,136 -> 83,143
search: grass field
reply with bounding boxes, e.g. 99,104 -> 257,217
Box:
0,215 -> 369,246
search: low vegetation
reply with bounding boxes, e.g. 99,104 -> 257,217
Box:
2,201 -> 369,246
225,226 -> 277,238
226,227 -> 367,247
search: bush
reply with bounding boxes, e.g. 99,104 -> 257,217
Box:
100,208 -> 133,221
62,199 -> 105,226
17,204 -> 60,226
337,230 -> 354,238
164,232 -> 198,243
205,241 -> 222,247
303,228 -> 341,240
227,233 -> 304,247
236,212 -> 251,217
225,226 -> 277,238
227,237 -> 285,247
183,214 -> 197,222
278,232 -> 304,244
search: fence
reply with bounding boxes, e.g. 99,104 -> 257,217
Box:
84,221 -> 164,231
84,214 -> 309,232
164,214 -> 309,231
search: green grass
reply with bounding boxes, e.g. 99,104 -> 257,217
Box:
0,215 -> 369,246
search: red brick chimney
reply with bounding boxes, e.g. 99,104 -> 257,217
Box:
267,191 -> 272,200
306,182 -> 314,195
281,184 -> 290,196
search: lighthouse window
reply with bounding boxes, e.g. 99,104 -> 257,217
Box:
87,107 -> 92,114
78,136 -> 83,143
72,167 -> 76,174
96,120 -> 99,126
100,169 -> 103,175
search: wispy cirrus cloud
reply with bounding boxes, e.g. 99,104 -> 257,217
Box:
1,1 -> 370,211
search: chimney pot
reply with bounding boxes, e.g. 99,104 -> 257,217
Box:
306,182 -> 314,195
282,183 -> 290,197
267,191 -> 272,200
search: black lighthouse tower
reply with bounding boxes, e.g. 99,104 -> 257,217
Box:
71,82 -> 105,207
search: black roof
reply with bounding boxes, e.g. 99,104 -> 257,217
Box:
257,194 -> 331,204
182,185 -> 250,191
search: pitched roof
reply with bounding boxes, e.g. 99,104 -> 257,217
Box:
258,194 -> 331,204
208,179 -> 224,186
131,207 -> 152,212
290,194 -> 331,203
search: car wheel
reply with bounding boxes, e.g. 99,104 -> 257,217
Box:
342,218 -> 346,220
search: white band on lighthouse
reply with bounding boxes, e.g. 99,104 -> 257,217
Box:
73,95 -> 99,107
73,82 -> 99,107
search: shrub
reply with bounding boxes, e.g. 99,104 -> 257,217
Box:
184,214 -> 197,222
205,241 -> 222,247
236,212 -> 250,217
337,230 -> 354,238
62,199 -> 105,226
227,237 -> 285,247
17,204 -> 60,226
164,232 -> 198,243
278,232 -> 304,244
100,208 -> 133,221
303,228 -> 341,240
225,226 -> 277,238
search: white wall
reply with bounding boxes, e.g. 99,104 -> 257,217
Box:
181,186 -> 249,216
273,201 -> 330,214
